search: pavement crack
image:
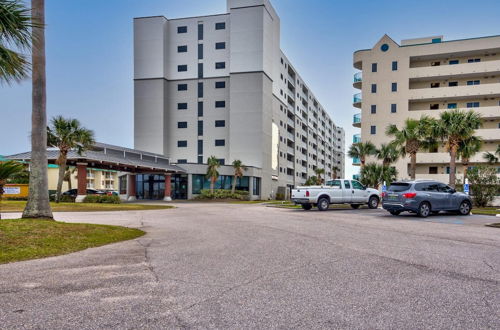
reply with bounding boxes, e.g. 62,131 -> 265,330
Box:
136,239 -> 159,283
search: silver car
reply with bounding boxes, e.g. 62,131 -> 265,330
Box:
382,180 -> 472,217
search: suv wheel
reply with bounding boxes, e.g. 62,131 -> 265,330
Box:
390,210 -> 401,216
458,200 -> 471,216
317,197 -> 329,211
417,202 -> 431,218
368,196 -> 379,209
301,203 -> 312,211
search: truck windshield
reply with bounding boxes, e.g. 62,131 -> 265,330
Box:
388,183 -> 411,192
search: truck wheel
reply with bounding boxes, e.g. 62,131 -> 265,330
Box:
350,204 -> 361,209
301,204 -> 312,211
368,196 -> 379,209
317,197 -> 329,211
417,202 -> 431,218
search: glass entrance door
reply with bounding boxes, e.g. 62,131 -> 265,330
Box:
172,175 -> 188,200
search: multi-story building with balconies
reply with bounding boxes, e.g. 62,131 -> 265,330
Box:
352,34 -> 500,182
134,0 -> 345,199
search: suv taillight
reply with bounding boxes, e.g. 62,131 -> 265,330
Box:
381,192 -> 387,198
402,192 -> 417,199
306,191 -> 310,197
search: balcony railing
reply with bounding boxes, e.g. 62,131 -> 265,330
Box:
353,113 -> 361,125
352,157 -> 361,165
353,134 -> 361,143
352,174 -> 360,180
353,93 -> 362,104
353,72 -> 362,83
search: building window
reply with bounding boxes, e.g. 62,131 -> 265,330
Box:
177,140 -> 187,148
252,177 -> 261,196
197,140 -> 203,155
177,84 -> 188,91
431,82 -> 440,88
198,156 -> 203,164
177,159 -> 187,164
198,120 -> 203,136
198,44 -> 203,59
447,103 -> 457,109
392,61 -> 398,71
177,65 -> 188,72
215,120 -> 225,127
467,58 -> 480,63
215,42 -> 226,50
177,121 -> 187,128
371,84 -> 377,93
467,80 -> 480,85
370,125 -> 376,135
431,61 -> 440,66
429,166 -> 438,174
391,82 -> 397,92
177,103 -> 188,110
177,26 -> 187,33
215,22 -> 225,30
119,176 -> 127,195
448,81 -> 458,87
198,82 -> 203,98
215,62 -> 226,69
371,63 -> 377,72
198,63 -> 203,78
371,105 -> 376,114
218,159 -> 225,165
466,102 -> 480,108
215,101 -> 225,108
432,38 -> 442,43
198,102 -> 203,117
449,60 -> 459,65
215,139 -> 225,146
177,45 -> 187,53
430,104 -> 439,110
215,81 -> 225,88
391,104 -> 397,113
198,24 -> 203,40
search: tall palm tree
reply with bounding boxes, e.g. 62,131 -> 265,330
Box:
47,116 -> 95,202
206,156 -> 220,194
432,109 -> 482,188
231,160 -> 245,194
63,167 -> 76,190
0,161 -> 25,219
375,143 -> 400,166
360,163 -> 381,189
331,166 -> 340,179
458,136 -> 482,183
483,144 -> 500,164
386,116 -> 432,180
0,0 -> 33,83
348,142 -> 376,168
23,0 -> 52,219
314,168 -> 325,184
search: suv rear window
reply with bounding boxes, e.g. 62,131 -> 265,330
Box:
388,183 -> 411,192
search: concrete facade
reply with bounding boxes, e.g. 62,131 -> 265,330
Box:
134,0 -> 345,199
353,34 -> 500,182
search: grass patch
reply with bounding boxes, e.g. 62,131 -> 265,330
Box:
472,207 -> 500,216
0,219 -> 145,264
0,201 -> 174,213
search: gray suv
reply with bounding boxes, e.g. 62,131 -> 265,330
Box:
382,180 -> 472,217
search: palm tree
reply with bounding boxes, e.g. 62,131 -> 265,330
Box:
22,0 -> 52,219
0,0 -> 33,83
331,166 -> 340,179
458,136 -> 482,183
376,143 -> 400,166
314,168 -> 325,184
483,144 -> 500,164
206,156 -> 220,194
231,160 -> 246,194
386,116 -> 432,180
348,142 -> 376,168
47,116 -> 95,202
432,109 -> 482,188
63,167 -> 76,190
360,163 -> 398,189
0,161 -> 25,219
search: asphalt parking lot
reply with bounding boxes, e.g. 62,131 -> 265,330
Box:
1,203 -> 499,329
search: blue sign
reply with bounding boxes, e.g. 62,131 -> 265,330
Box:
464,183 -> 469,195
382,182 -> 387,193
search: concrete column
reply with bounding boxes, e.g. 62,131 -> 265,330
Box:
187,174 -> 193,200
164,173 -> 172,201
75,163 -> 87,203
248,176 -> 255,201
127,174 -> 137,201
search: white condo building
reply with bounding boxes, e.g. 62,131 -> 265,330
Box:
134,0 -> 345,199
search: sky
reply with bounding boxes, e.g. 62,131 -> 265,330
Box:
1,0 -> 499,179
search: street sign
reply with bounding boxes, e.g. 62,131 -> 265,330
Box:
464,178 -> 469,195
382,181 -> 387,193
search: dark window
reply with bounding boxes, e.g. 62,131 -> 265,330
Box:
468,58 -> 481,63
391,104 -> 397,113
467,80 -> 480,85
198,156 -> 203,164
431,82 -> 440,88
430,104 -> 439,110
428,166 -> 438,174
392,61 -> 398,71
177,45 -> 187,53
447,103 -> 457,109
198,82 -> 203,98
198,63 -> 203,78
177,140 -> 187,147
215,62 -> 226,69
391,82 -> 397,92
252,177 -> 260,196
178,65 -> 187,72
438,183 -> 454,193
370,125 -> 376,135
431,61 -> 440,66
344,180 -> 351,189
215,139 -> 225,146
198,24 -> 203,40
218,159 -> 225,165
197,140 -> 203,155
177,84 -> 188,91
177,26 -> 187,33
215,81 -> 225,88
215,22 -> 225,30
198,44 -> 203,59
449,60 -> 459,65
371,84 -> 377,93
388,183 -> 410,192
448,81 -> 458,87
215,101 -> 225,108
198,102 -> 203,117
198,120 -> 203,136
466,102 -> 480,108
177,121 -> 187,129
215,120 -> 225,127
177,103 -> 188,110
371,105 -> 377,114
371,63 -> 377,72
215,42 -> 226,49
177,159 -> 187,164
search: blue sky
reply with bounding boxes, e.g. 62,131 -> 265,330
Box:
1,0 -> 499,178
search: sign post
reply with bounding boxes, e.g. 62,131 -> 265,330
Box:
382,181 -> 387,194
464,178 -> 469,195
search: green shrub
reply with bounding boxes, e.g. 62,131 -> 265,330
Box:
466,166 -> 499,207
196,189 -> 249,200
4,196 -> 28,201
83,195 -> 121,204
59,195 -> 75,203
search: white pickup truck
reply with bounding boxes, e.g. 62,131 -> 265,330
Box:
291,179 -> 380,211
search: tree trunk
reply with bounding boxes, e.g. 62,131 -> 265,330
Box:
449,146 -> 457,188
410,153 -> 416,180
231,176 -> 237,194
463,160 -> 469,184
210,178 -> 215,194
23,0 -> 53,219
67,171 -> 72,190
55,154 -> 67,203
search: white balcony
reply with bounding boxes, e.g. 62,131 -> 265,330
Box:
287,146 -> 295,155
416,152 -> 493,164
476,128 -> 500,141
408,106 -> 500,120
409,60 -> 500,80
287,132 -> 295,142
408,83 -> 500,101
287,117 -> 295,127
